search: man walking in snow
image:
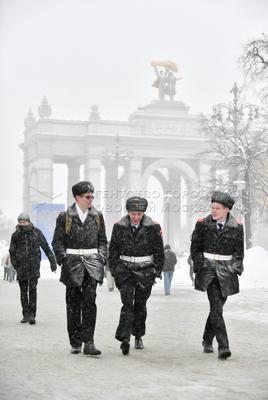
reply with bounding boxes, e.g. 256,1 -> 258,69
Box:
109,196 -> 164,355
52,181 -> 107,356
190,191 -> 244,359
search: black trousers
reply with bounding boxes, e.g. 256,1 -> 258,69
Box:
66,270 -> 97,348
115,281 -> 152,342
203,278 -> 229,350
18,278 -> 38,318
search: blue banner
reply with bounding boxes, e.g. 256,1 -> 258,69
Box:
31,203 -> 65,259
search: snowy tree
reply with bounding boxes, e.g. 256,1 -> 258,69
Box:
240,34 -> 268,106
203,83 -> 268,249
239,35 -> 268,236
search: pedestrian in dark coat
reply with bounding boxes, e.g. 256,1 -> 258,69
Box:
190,191 -> 244,359
109,196 -> 164,355
52,181 -> 107,356
163,244 -> 177,295
9,212 -> 57,324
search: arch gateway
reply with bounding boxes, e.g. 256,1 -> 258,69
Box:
20,68 -> 211,252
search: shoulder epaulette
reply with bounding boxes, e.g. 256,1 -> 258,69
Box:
197,217 -> 205,222
65,209 -> 72,235
95,213 -> 101,230
153,220 -> 162,235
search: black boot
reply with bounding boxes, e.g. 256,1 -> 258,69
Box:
202,340 -> 214,353
120,338 -> 130,355
83,341 -> 102,356
21,316 -> 29,323
135,336 -> 144,349
29,316 -> 36,325
70,346 -> 82,354
218,348 -> 231,359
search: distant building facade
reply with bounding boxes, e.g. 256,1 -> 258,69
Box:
20,91 -> 211,251
0,210 -> 15,244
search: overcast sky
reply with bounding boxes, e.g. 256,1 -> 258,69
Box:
0,0 -> 267,222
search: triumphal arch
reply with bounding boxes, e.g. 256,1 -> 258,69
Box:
20,61 -> 211,251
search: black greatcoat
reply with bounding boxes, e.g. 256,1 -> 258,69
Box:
9,224 -> 56,281
52,204 -> 107,287
108,215 -> 164,288
190,213 -> 244,297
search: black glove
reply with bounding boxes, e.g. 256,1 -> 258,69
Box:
98,254 -> 106,265
50,263 -> 57,272
154,269 -> 162,279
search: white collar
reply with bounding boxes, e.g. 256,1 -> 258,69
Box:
75,203 -> 88,223
217,219 -> 226,225
131,223 -> 140,228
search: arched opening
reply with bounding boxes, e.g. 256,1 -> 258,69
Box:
142,159 -> 198,253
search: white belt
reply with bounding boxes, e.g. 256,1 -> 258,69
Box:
66,248 -> 98,256
204,252 -> 232,261
120,255 -> 153,263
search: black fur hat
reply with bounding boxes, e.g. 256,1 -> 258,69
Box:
126,196 -> 148,212
72,181 -> 94,197
211,191 -> 235,210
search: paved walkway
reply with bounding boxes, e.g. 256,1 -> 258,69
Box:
0,279 -> 267,400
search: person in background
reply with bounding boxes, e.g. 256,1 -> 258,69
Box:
163,244 -> 177,295
190,191 -> 244,360
5,252 -> 16,282
2,250 -> 11,281
9,212 -> 57,324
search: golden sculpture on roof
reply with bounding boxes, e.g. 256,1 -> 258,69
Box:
151,60 -> 181,101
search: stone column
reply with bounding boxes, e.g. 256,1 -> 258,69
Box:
124,158 -> 142,198
103,159 -> 121,238
199,161 -> 211,187
163,170 -> 181,253
170,170 -> 181,253
181,179 -> 196,251
84,158 -> 102,208
67,161 -> 80,206
22,153 -> 30,214
28,158 -> 53,223
36,158 -> 54,198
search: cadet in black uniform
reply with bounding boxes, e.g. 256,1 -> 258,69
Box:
52,181 -> 107,356
109,196 -> 164,355
190,191 -> 244,359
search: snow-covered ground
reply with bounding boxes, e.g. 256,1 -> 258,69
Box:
0,246 -> 268,399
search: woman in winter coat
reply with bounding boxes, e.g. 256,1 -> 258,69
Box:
9,212 -> 57,324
